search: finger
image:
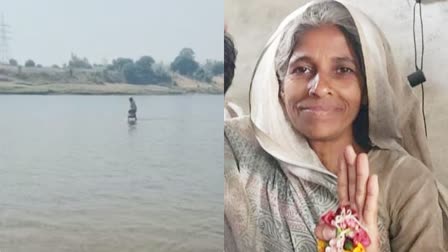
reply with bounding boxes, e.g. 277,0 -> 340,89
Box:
363,174 -> 379,226
344,145 -> 357,211
314,223 -> 336,241
337,153 -> 349,206
355,153 -> 369,218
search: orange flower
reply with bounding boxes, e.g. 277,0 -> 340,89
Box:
353,243 -> 365,252
317,239 -> 327,252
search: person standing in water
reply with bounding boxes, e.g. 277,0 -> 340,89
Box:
128,97 -> 137,120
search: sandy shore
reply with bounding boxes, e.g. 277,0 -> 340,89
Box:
0,81 -> 223,95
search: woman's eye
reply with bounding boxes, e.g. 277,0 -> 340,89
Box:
337,67 -> 354,74
293,66 -> 312,75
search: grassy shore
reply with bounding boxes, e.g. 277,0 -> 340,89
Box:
0,64 -> 223,95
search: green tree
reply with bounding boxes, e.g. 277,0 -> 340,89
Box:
136,56 -> 155,69
152,62 -> 172,84
122,63 -> 138,83
69,53 -> 92,69
179,48 -> 195,60
9,59 -> 18,66
191,60 -> 223,83
210,61 -> 224,75
123,62 -> 153,85
25,59 -> 35,67
122,56 -> 156,84
109,58 -> 133,71
193,67 -> 212,83
170,48 -> 199,76
123,58 -> 172,85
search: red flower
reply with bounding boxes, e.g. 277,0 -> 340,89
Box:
353,228 -> 371,247
321,210 -> 336,225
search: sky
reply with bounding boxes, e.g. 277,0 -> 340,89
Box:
0,0 -> 223,66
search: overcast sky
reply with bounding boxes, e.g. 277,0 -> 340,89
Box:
0,0 -> 223,66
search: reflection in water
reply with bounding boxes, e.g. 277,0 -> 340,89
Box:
128,120 -> 137,134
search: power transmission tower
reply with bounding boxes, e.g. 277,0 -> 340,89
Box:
0,13 -> 12,64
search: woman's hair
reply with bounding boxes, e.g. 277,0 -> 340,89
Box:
275,0 -> 370,149
225,31 -> 238,94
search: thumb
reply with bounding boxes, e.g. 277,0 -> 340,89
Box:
315,223 -> 336,241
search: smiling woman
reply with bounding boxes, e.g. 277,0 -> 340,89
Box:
279,25 -> 365,166
224,0 -> 448,251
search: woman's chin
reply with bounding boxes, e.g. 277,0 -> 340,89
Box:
297,126 -> 342,142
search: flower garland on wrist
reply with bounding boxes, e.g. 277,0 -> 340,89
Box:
317,206 -> 371,252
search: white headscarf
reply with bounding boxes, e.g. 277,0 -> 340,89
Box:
250,0 -> 431,178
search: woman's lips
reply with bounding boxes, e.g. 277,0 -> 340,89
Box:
300,106 -> 331,112
299,105 -> 343,111
297,104 -> 344,117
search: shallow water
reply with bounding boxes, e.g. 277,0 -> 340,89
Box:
0,94 -> 223,252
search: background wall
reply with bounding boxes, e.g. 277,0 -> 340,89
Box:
225,0 -> 448,186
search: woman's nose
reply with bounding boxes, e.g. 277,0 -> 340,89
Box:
308,74 -> 333,97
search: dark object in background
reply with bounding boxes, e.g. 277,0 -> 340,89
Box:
407,69 -> 426,87
224,32 -> 237,94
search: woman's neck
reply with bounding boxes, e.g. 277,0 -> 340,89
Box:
308,134 -> 364,175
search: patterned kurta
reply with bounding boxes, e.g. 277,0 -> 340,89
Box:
225,118 -> 445,252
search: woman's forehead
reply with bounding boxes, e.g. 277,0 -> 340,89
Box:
290,25 -> 357,63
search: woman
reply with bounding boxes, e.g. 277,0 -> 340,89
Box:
224,1 -> 448,251
128,97 -> 137,120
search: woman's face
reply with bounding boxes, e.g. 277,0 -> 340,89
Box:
280,25 -> 362,142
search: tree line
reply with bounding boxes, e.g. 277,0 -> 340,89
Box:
7,48 -> 223,85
